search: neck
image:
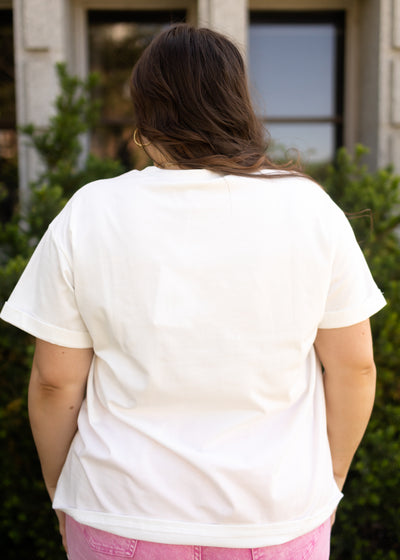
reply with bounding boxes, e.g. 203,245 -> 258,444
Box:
155,161 -> 181,170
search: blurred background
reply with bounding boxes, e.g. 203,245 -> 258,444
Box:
0,2 -> 399,559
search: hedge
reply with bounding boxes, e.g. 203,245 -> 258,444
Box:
0,66 -> 399,559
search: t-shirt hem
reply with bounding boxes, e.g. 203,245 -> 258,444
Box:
318,292 -> 386,329
58,494 -> 342,548
0,301 -> 93,348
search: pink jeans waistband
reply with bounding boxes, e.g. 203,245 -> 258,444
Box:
65,515 -> 331,560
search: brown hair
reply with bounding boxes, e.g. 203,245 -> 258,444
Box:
130,24 -> 301,177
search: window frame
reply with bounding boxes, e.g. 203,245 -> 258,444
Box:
0,5 -> 18,221
70,0 -> 196,79
249,10 -> 345,160
0,7 -> 15,130
69,0 -> 195,161
86,7 -> 188,165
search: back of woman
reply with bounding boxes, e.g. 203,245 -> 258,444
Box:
0,24 -> 385,560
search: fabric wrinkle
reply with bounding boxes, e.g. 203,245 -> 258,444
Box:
0,167 -> 385,547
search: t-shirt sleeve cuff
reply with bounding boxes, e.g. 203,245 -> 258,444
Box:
0,301 -> 93,348
318,291 -> 386,329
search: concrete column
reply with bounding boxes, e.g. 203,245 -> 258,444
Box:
197,0 -> 248,58
357,0 -> 381,171
358,0 -> 400,172
13,0 -> 71,206
387,0 -> 400,172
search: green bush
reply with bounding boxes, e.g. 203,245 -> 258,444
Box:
322,146 -> 400,559
0,63 -> 123,559
1,66 -> 399,558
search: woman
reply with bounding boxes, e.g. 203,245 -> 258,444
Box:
1,24 -> 385,560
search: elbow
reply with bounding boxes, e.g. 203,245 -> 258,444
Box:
30,362 -> 74,396
357,361 -> 377,394
36,380 -> 65,395
29,367 -> 63,401
361,362 -> 377,393
30,362 -> 60,393
361,361 -> 376,377
323,358 -> 377,389
357,357 -> 376,381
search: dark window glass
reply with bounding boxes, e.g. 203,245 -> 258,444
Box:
249,12 -> 345,166
88,10 -> 186,169
0,9 -> 18,222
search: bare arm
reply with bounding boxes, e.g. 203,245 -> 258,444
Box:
28,339 -> 93,499
314,319 -> 376,492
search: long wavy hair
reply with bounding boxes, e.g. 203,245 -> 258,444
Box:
130,24 -> 301,177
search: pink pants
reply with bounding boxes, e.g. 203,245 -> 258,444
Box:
65,515 -> 331,559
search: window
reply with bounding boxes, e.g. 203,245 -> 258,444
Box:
0,8 -> 17,221
249,11 -> 345,167
88,10 -> 186,169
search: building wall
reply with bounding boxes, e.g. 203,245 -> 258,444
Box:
380,0 -> 400,170
10,0 -> 400,198
12,0 -> 71,204
198,0 -> 247,54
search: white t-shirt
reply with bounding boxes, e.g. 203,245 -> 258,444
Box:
1,167 -> 385,547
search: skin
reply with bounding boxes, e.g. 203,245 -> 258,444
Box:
141,138 -> 181,169
28,340 -> 93,552
28,319 -> 376,549
314,319 -> 377,525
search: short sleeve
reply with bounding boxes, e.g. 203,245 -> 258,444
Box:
0,221 -> 93,348
319,208 -> 386,329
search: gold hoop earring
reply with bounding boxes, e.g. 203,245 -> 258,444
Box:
133,129 -> 150,148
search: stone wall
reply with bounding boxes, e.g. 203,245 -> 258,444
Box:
11,0 -> 400,195
13,0 -> 70,203
381,0 -> 400,171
